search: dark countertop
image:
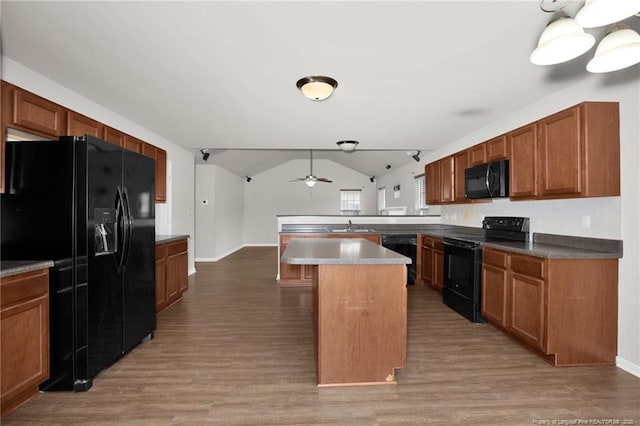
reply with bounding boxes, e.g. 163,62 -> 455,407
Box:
1,260 -> 55,278
282,238 -> 411,265
156,234 -> 190,244
421,230 -> 622,260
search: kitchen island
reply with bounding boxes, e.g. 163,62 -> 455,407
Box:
281,238 -> 411,387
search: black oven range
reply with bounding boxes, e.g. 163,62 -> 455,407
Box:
443,217 -> 530,323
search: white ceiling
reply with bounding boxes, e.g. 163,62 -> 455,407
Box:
3,1 -> 633,178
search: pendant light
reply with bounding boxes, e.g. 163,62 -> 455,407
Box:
530,16 -> 596,65
575,0 -> 640,29
296,76 -> 338,101
587,25 -> 640,73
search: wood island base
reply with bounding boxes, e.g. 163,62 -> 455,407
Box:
313,264 -> 407,387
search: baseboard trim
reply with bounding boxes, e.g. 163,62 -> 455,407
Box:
188,267 -> 197,276
616,356 -> 640,378
195,244 -> 277,264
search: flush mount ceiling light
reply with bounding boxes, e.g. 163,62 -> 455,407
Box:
296,76 -> 338,101
336,140 -> 359,152
530,16 -> 595,65
587,25 -> 640,73
575,0 -> 640,29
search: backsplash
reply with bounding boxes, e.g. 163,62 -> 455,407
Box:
440,196 -> 621,239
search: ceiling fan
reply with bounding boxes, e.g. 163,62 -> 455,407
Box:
289,150 -> 333,187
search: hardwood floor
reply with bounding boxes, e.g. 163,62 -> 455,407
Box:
4,247 -> 639,425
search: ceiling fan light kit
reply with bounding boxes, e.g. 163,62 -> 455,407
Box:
531,1 -> 640,73
296,76 -> 338,101
336,140 -> 359,152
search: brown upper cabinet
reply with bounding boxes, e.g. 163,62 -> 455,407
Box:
468,143 -> 486,167
67,111 -> 104,138
1,81 -> 169,202
509,123 -> 538,200
142,142 -> 167,203
1,81 -> 66,140
103,126 -> 126,147
485,135 -> 508,162
425,157 -> 454,205
452,150 -> 469,202
536,102 -> 619,199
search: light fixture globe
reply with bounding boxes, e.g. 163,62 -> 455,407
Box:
575,0 -> 640,29
336,140 -> 359,152
530,17 -> 596,65
296,76 -> 338,101
587,27 -> 640,73
305,176 -> 318,187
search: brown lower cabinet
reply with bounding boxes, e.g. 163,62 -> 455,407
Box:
1,268 -> 50,419
156,238 -> 189,313
418,235 -> 444,291
279,233 -> 381,287
481,247 -> 618,366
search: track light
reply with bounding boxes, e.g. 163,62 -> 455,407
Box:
200,149 -> 210,161
369,176 -> 375,183
412,151 -> 421,162
246,176 -> 252,183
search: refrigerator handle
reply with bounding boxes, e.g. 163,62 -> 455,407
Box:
122,187 -> 134,268
115,186 -> 127,273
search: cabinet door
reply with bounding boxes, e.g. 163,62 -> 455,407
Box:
508,272 -> 546,351
509,123 -> 538,199
165,255 -> 181,304
421,246 -> 433,284
141,143 -> 167,203
481,264 -> 508,327
468,144 -> 486,166
425,162 -> 441,205
280,245 -> 302,280
103,126 -> 126,147
177,252 -> 188,294
2,81 -> 65,138
67,111 -> 103,137
486,135 -> 508,161
453,150 -> 469,202
440,157 -> 454,203
155,259 -> 167,311
433,249 -> 444,292
124,135 -> 143,153
537,106 -> 582,197
303,265 -> 315,280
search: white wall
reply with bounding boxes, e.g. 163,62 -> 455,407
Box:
423,71 -> 640,375
377,160 -> 442,216
2,57 -> 197,273
243,158 -> 377,244
195,164 -> 244,260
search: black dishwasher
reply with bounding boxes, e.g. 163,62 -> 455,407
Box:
381,234 -> 417,285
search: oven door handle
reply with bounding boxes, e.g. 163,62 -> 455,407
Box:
444,240 -> 480,250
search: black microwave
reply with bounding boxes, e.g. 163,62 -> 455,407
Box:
464,160 -> 509,199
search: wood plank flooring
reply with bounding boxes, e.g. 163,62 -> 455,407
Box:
4,247 -> 639,425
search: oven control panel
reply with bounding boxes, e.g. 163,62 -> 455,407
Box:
482,216 -> 530,232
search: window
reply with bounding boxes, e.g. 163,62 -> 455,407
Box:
340,189 -> 361,215
415,174 -> 428,212
377,187 -> 386,214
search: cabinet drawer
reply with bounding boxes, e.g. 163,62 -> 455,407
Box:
1,269 -> 49,308
483,248 -> 508,268
510,255 -> 545,279
156,244 -> 167,260
167,239 -> 187,256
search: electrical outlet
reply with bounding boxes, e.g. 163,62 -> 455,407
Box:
581,215 -> 591,229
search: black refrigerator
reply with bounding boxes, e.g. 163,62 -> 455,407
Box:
1,135 -> 156,391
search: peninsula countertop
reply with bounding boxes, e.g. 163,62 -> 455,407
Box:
281,237 -> 411,265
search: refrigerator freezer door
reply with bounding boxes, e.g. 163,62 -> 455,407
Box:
122,149 -> 156,353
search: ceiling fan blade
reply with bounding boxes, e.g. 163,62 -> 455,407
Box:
288,178 -> 306,182
316,178 -> 333,183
